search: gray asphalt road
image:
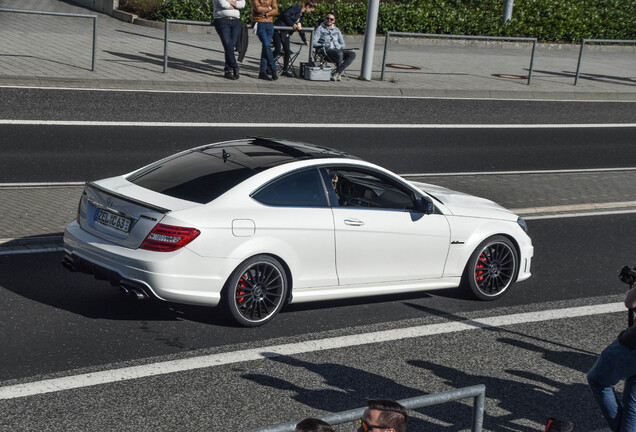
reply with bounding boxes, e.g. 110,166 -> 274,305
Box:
2,88 -> 636,124
2,125 -> 636,182
2,88 -> 634,431
1,215 -> 634,382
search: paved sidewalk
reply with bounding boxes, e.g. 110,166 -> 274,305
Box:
0,0 -> 635,99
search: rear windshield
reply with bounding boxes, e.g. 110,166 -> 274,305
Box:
128,150 -> 257,204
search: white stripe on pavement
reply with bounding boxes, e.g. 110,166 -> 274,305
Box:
402,167 -> 636,176
1,119 -> 636,128
0,247 -> 63,256
0,302 -> 624,400
1,85 -> 636,104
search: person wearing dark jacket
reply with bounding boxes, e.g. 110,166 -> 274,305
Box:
587,280 -> 636,431
273,0 -> 316,77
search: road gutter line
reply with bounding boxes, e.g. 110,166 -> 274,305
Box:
0,302 -> 624,400
1,120 -> 636,128
1,85 -> 636,104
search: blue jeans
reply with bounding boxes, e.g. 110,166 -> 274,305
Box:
256,22 -> 275,74
214,18 -> 241,73
588,339 -> 636,432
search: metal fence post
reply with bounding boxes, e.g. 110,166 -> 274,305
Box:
574,38 -> 636,85
527,39 -> 536,85
472,386 -> 485,432
380,31 -> 391,81
574,39 -> 586,85
91,15 -> 97,71
163,19 -> 170,73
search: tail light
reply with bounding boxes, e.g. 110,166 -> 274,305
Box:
140,224 -> 201,252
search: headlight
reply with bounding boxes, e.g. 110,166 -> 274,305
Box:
517,217 -> 528,233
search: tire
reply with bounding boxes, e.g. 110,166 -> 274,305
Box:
462,235 -> 518,301
225,255 -> 288,327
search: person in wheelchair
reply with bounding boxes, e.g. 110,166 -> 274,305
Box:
273,0 -> 316,77
313,12 -> 356,81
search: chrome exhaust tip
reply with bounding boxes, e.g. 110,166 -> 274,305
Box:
61,256 -> 76,272
120,282 -> 149,300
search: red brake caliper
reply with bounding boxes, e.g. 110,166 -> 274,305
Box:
237,276 -> 247,304
475,253 -> 486,283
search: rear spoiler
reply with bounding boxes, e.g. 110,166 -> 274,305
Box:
86,181 -> 171,214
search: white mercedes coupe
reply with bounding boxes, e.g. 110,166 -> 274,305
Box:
63,138 -> 533,326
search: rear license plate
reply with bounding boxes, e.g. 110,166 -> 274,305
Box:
96,209 -> 131,233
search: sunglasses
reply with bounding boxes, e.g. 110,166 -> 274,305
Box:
325,17 -> 335,21
359,419 -> 387,431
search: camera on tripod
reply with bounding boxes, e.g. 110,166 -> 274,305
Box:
619,265 -> 636,286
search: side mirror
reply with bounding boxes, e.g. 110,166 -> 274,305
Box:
418,197 -> 435,215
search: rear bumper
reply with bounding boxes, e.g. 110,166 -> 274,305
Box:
63,221 -> 234,307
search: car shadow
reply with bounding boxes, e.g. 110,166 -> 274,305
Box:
0,251 -> 478,328
0,251 -> 233,325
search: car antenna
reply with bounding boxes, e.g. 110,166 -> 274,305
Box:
222,149 -> 231,162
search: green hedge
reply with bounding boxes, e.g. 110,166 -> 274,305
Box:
147,0 -> 636,43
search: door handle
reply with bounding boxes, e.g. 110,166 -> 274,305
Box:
344,218 -> 365,226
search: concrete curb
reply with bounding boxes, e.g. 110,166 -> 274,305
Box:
2,76 -> 635,101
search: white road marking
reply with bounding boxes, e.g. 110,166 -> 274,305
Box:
0,247 -> 62,256
524,209 -> 636,220
0,181 -> 85,187
0,302 -> 624,400
1,119 -> 636,128
2,84 -> 636,103
403,167 -> 636,176
512,201 -> 636,216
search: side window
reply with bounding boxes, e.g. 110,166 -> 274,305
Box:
253,168 -> 328,207
328,168 -> 416,211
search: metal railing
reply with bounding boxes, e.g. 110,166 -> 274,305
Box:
574,38 -> 636,85
0,8 -> 98,71
163,20 -> 314,73
248,384 -> 486,432
381,32 -> 538,85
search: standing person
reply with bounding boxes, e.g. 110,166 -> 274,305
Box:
251,0 -> 279,80
313,12 -> 356,81
212,0 -> 245,80
357,398 -> 408,432
273,0 -> 316,77
587,279 -> 636,431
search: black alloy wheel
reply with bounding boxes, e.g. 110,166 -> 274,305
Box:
463,235 -> 518,300
225,255 -> 288,327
